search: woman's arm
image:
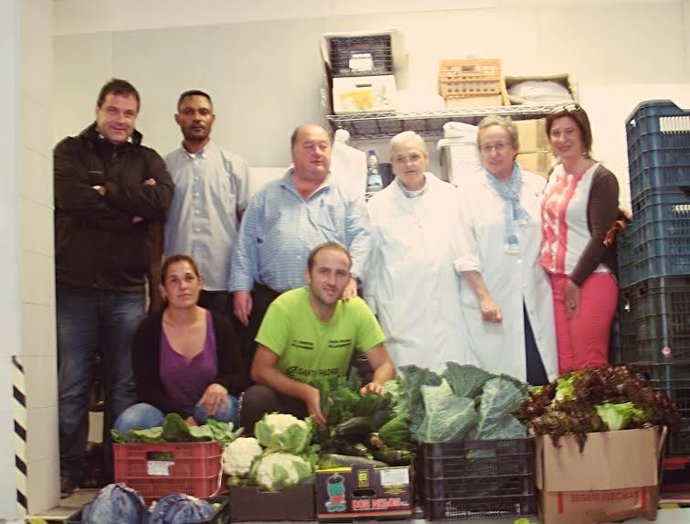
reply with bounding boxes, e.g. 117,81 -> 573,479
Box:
131,313 -> 178,413
462,270 -> 502,323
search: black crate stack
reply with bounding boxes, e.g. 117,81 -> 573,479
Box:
616,100 -> 690,458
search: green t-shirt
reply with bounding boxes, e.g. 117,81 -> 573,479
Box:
255,287 -> 386,384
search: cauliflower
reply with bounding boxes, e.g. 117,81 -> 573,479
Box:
254,413 -> 313,454
222,437 -> 263,478
251,452 -> 314,491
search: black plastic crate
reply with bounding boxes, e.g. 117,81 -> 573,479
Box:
626,100 -> 690,199
328,34 -> 393,77
627,361 -> 690,456
618,276 -> 690,363
418,438 -> 536,520
617,188 -> 690,288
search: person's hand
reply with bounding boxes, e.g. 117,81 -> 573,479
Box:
360,381 -> 384,396
341,277 -> 358,301
185,416 -> 198,427
480,296 -> 502,323
92,185 -> 106,196
199,383 -> 228,417
131,216 -> 143,224
565,279 -> 581,318
233,291 -> 253,326
143,178 -> 157,187
302,385 -> 326,427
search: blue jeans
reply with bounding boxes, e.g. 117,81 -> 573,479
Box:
114,396 -> 240,434
57,285 -> 145,483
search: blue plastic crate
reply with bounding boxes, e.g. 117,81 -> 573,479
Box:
617,277 -> 690,364
617,188 -> 690,287
626,100 -> 690,199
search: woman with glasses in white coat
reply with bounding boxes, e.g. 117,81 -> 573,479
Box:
455,115 -> 557,385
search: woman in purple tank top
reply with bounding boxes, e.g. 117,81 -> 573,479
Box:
114,255 -> 248,433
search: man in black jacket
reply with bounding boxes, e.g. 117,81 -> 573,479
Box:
54,78 -> 174,496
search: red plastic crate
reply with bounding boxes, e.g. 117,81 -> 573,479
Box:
113,442 -> 223,502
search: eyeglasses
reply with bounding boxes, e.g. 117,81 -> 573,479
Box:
479,142 -> 511,153
392,152 -> 424,164
549,103 -> 582,116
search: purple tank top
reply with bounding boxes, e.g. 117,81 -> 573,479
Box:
160,309 -> 218,408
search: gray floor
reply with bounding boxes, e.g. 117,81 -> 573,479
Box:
29,488 -> 690,523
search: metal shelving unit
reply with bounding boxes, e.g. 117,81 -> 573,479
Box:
327,105 -> 558,140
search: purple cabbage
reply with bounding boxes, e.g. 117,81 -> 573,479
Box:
149,493 -> 215,524
82,483 -> 149,524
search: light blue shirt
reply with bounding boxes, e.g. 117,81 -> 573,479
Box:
164,141 -> 249,291
229,169 -> 370,292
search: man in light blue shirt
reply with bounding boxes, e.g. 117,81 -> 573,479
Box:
164,90 -> 249,316
229,124 -> 370,371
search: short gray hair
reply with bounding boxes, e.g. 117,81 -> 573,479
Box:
477,115 -> 519,151
389,131 -> 428,159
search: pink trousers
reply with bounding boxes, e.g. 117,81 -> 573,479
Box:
549,272 -> 618,374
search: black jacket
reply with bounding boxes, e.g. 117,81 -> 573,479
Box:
54,123 -> 174,291
132,311 -> 249,417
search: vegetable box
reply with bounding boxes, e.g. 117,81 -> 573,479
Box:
113,441 -> 224,503
229,483 -> 315,521
315,465 -> 412,521
535,426 -> 666,524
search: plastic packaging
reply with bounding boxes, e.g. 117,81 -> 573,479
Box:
366,149 -> 383,194
330,129 -> 367,198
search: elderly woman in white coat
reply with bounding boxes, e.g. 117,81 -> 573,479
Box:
363,131 -> 474,372
456,116 -> 557,385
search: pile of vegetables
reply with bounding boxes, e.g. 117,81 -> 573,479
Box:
80,484 -> 220,523
517,365 -> 680,450
223,413 -> 318,491
111,413 -> 242,446
312,376 -> 415,467
399,363 -> 529,443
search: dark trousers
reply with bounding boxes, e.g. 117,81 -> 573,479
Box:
240,384 -> 308,436
524,303 -> 549,386
232,283 -> 282,380
198,290 -> 232,320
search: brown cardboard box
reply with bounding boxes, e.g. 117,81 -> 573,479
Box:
315,465 -> 412,521
516,151 -> 554,178
504,73 -> 578,105
514,118 -> 549,153
229,484 -> 315,521
536,427 -> 665,524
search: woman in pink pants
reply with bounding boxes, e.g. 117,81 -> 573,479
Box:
540,104 -> 620,373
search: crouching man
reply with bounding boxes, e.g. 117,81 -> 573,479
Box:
240,242 -> 395,432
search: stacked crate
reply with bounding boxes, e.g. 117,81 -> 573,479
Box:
325,33 -> 398,114
616,100 -> 690,458
438,59 -> 505,108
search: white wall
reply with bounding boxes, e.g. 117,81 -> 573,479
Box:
52,0 -> 690,210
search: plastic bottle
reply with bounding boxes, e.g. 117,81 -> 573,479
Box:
366,150 -> 383,194
330,129 -> 367,198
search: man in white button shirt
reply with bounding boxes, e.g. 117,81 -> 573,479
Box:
164,90 -> 250,317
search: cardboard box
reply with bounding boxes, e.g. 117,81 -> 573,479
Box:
504,73 -> 578,105
332,75 -> 397,114
517,151 -> 554,177
315,466 -> 412,521
514,118 -> 549,153
229,484 -> 315,521
536,427 -> 665,524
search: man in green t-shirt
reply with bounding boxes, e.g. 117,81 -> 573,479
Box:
240,242 -> 395,432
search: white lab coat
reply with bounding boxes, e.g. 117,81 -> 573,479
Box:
364,174 -> 475,372
455,170 -> 558,382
